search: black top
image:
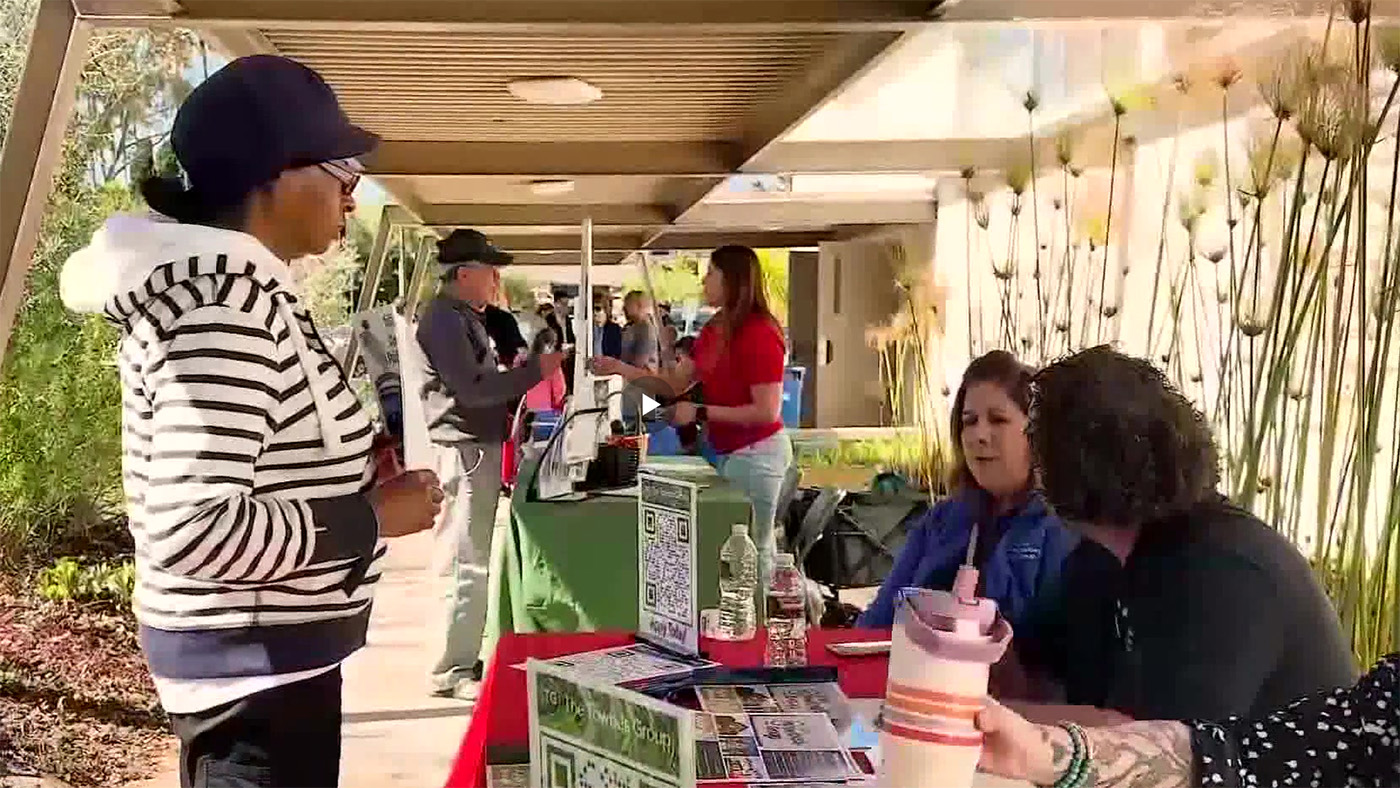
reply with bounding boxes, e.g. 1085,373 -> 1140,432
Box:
1021,496 -> 1357,720
482,305 -> 527,368
1191,654 -> 1400,787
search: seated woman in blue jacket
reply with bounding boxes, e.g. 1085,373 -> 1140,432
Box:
858,350 -> 1076,633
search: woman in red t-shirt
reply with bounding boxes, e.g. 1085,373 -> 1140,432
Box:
591,245 -> 794,588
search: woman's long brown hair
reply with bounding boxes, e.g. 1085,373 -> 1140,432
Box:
948,350 -> 1035,492
709,245 -> 776,342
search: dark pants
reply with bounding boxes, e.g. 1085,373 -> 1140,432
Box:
169,668 -> 342,788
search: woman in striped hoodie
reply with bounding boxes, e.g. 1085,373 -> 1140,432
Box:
59,55 -> 442,788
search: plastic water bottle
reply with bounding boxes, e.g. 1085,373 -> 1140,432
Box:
716,524 -> 758,641
765,553 -> 808,667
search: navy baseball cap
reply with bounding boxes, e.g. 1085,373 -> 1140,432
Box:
437,229 -> 514,273
170,55 -> 378,208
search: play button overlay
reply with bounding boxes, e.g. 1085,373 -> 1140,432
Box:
623,376 -> 679,431
641,393 -> 662,417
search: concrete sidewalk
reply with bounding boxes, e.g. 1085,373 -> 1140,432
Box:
129,529 -> 470,788
340,530 -> 472,787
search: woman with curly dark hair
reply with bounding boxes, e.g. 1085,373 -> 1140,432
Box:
1008,346 -> 1355,727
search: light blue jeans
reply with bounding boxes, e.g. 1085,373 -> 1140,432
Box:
712,431 -> 794,595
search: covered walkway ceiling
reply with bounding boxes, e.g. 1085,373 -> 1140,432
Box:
65,0 -> 1359,266
0,1 -> 1377,364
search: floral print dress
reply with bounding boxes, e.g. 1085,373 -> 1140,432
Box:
1191,654 -> 1400,787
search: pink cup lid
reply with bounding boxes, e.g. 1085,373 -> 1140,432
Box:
894,582 -> 1012,666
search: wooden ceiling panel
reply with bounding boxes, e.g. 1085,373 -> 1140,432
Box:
262,29 -> 852,143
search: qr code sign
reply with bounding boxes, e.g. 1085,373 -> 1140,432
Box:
640,509 -> 693,624
544,739 -> 666,788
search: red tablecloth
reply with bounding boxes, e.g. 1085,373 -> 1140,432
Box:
445,628 -> 893,788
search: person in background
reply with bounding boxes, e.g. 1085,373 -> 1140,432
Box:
673,335 -> 696,365
977,652 -> 1400,788
548,291 -> 576,394
410,231 -> 564,700
592,245 -> 792,589
481,281 -> 527,369
58,54 -> 442,788
593,301 -> 623,359
1009,346 -> 1355,726
666,324 -> 684,361
550,290 -> 575,346
619,290 -> 660,371
523,327 -> 567,413
857,351 -> 1076,640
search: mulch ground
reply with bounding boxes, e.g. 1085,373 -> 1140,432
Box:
0,577 -> 171,787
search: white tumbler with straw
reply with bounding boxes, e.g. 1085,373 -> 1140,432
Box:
875,536 -> 1012,788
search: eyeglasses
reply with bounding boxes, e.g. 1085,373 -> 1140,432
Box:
319,158 -> 362,196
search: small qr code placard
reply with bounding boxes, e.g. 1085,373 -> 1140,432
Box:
637,473 -> 699,655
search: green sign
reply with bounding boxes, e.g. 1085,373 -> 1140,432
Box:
534,670 -> 682,779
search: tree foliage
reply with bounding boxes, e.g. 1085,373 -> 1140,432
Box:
622,250 -> 790,323
623,253 -> 705,306
0,0 -> 196,565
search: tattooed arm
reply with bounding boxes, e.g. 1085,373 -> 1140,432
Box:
977,700 -> 1193,788
1027,721 -> 1193,788
980,655 -> 1400,788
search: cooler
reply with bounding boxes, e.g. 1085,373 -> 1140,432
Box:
782,365 -> 806,427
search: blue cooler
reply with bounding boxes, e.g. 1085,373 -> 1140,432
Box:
530,410 -> 561,441
781,366 -> 806,427
645,425 -> 684,456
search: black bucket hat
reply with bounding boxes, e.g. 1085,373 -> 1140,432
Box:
437,229 -> 514,273
168,54 -> 379,210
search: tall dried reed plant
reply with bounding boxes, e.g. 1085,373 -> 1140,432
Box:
867,239 -> 954,492
963,9 -> 1400,664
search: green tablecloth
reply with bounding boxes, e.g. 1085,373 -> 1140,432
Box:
484,456 -> 753,654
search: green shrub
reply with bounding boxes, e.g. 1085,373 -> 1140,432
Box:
34,556 -> 135,606
0,182 -> 130,567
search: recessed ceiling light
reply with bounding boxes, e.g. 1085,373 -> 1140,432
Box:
529,179 -> 577,196
508,77 -> 603,106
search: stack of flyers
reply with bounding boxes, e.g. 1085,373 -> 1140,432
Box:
510,642 -> 717,686
697,683 -> 853,731
693,708 -> 867,783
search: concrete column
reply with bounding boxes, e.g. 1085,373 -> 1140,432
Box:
0,0 -> 89,368
813,228 -> 935,428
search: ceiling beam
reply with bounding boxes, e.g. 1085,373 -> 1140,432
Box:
416,203 -> 670,228
932,0 -> 1375,23
77,0 -> 948,31
488,231 -> 647,253
509,251 -> 629,266
410,220 -> 843,252
646,30 -> 914,246
647,228 -> 837,250
680,199 -> 938,228
749,137 -> 1118,174
363,141 -> 740,178
0,0 -> 90,368
201,25 -> 275,57
738,32 -> 905,164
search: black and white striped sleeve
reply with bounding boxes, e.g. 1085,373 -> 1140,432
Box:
140,304 -> 377,583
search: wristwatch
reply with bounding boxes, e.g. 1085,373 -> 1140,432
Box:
694,405 -> 709,424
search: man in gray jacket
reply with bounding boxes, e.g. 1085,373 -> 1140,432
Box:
413,229 -> 563,698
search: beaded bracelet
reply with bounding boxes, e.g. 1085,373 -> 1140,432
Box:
1051,722 -> 1093,788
